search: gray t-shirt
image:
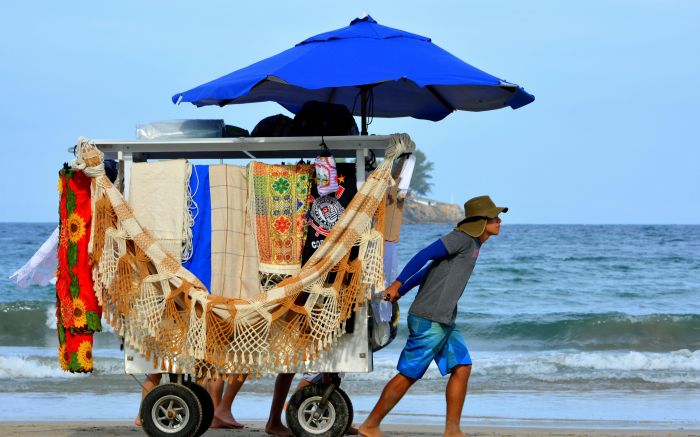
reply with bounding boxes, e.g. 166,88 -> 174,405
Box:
408,230 -> 481,325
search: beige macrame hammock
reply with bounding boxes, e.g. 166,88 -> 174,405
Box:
74,134 -> 415,380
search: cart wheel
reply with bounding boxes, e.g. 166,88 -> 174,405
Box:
184,381 -> 214,437
286,383 -> 350,437
335,387 -> 354,434
140,383 -> 202,437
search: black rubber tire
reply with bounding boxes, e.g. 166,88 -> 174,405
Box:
140,383 -> 202,437
335,387 -> 354,435
286,383 -> 350,437
184,381 -> 214,437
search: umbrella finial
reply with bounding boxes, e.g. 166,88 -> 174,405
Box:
351,14 -> 376,25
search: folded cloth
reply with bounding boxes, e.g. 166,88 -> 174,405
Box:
182,165 -> 212,291
129,159 -> 192,261
249,162 -> 313,275
209,165 -> 262,299
10,226 -> 59,287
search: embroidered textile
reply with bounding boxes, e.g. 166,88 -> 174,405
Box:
209,165 -> 261,299
56,168 -> 101,372
249,162 -> 313,275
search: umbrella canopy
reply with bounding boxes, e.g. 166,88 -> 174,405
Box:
172,15 -> 534,129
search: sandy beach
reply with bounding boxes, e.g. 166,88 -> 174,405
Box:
0,422 -> 697,437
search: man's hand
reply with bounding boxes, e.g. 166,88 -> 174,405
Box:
383,281 -> 402,303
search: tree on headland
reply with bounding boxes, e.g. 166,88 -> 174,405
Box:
409,149 -> 434,196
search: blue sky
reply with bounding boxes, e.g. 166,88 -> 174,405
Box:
1,1 -> 698,224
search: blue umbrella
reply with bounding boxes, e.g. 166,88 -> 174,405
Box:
173,15 -> 534,134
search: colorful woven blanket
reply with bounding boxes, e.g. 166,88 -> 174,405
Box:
248,162 -> 313,275
56,167 -> 102,372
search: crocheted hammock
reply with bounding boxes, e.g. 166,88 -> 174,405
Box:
75,134 -> 415,379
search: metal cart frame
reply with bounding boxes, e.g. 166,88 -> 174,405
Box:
91,134 -> 397,437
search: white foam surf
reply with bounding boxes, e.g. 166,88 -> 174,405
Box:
0,351 -> 124,378
354,349 -> 700,386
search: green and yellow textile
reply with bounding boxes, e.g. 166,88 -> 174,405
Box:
56,168 -> 101,372
249,162 -> 313,275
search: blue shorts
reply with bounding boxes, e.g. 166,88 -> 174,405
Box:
397,314 -> 472,380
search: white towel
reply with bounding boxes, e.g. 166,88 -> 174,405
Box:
129,160 -> 192,261
10,226 -> 59,287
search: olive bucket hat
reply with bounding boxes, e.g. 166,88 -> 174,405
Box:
456,195 -> 508,237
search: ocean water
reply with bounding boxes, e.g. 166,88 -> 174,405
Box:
1,223 -> 699,428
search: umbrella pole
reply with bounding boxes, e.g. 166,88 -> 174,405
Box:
360,88 -> 368,135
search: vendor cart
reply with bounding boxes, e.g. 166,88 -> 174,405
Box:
88,134 -> 407,437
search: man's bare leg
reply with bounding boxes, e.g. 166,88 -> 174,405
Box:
209,376 -> 246,428
265,373 -> 295,436
359,373 -> 416,437
208,380 -> 224,410
293,377 -> 313,393
444,365 -> 471,437
135,374 -> 162,426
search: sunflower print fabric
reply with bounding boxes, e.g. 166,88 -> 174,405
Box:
56,167 -> 101,372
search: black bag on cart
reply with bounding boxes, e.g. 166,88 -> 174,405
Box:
293,101 -> 359,136
250,114 -> 296,137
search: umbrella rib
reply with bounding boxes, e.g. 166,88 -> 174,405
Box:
426,85 -> 455,113
326,88 -> 337,104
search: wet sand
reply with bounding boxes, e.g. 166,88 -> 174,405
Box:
0,421 -> 697,436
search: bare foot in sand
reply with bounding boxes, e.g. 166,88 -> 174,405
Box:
443,429 -> 467,437
211,408 -> 244,429
358,423 -> 383,437
264,423 -> 292,437
210,415 -> 244,429
134,417 -> 142,427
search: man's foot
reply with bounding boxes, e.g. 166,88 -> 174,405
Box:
264,423 -> 292,437
211,416 -> 245,429
358,423 -> 383,437
211,410 -> 244,429
346,424 -> 360,435
134,417 -> 142,427
443,429 -> 467,437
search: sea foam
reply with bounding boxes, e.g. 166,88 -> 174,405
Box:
0,353 -> 123,378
